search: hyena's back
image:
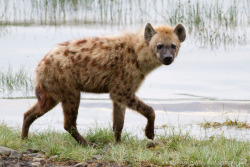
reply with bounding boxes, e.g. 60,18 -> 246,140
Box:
35,34 -> 143,103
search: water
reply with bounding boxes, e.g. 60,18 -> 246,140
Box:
0,0 -> 250,139
1,99 -> 250,140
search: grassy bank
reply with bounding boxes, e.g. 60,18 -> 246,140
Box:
0,123 -> 249,166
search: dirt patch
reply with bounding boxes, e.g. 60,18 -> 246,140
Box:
0,155 -> 127,167
0,155 -> 78,167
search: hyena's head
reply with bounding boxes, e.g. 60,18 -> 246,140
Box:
144,23 -> 186,65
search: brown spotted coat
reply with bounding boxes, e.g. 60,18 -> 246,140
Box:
21,23 -> 186,145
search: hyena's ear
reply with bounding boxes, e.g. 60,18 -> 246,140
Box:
173,23 -> 186,42
144,23 -> 156,42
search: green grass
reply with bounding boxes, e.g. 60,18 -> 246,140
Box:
0,65 -> 33,94
1,123 -> 249,166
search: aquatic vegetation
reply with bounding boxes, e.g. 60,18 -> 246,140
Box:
0,0 -> 249,48
0,65 -> 33,94
200,119 -> 250,129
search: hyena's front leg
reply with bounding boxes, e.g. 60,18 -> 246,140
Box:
110,93 -> 155,140
62,92 -> 88,146
112,101 -> 126,142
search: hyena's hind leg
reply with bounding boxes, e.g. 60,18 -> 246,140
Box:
21,97 -> 58,139
62,92 -> 88,146
112,102 -> 126,142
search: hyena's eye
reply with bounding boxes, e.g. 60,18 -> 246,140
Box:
157,44 -> 164,50
171,43 -> 176,49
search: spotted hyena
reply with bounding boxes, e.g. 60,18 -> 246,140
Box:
21,23 -> 186,145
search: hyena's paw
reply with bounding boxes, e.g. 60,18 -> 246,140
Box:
145,123 -> 154,140
114,132 -> 122,143
21,137 -> 32,142
87,142 -> 96,148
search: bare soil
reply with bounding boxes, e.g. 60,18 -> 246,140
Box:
0,155 -> 127,167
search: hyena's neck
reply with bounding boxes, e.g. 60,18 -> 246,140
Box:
134,37 -> 161,75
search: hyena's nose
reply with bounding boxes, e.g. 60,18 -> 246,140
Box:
163,56 -> 173,65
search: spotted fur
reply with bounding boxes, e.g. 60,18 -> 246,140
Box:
22,23 -> 186,145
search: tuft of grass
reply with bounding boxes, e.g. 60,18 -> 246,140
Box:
1,123 -> 250,166
200,119 -> 250,129
85,125 -> 116,147
223,119 -> 250,129
201,121 -> 222,128
0,65 -> 33,94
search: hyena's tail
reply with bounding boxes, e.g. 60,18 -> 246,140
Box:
35,83 -> 50,113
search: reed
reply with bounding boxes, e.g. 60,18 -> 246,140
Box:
0,65 -> 33,94
0,0 -> 249,48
